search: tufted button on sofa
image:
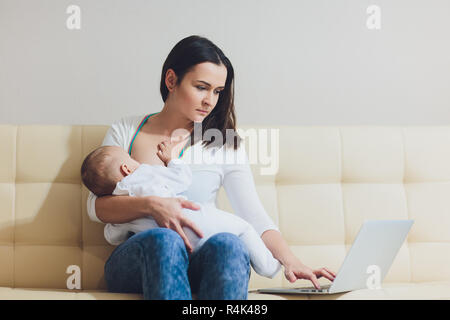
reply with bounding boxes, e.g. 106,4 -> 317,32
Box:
1,124 -> 450,300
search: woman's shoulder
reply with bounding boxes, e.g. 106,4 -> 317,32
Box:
111,113 -> 148,131
102,113 -> 148,148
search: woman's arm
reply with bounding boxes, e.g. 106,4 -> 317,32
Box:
261,229 -> 336,289
95,194 -> 155,224
222,146 -> 336,287
94,193 -> 203,253
260,229 -> 297,266
222,148 -> 279,237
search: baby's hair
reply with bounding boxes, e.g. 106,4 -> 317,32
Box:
81,146 -> 119,197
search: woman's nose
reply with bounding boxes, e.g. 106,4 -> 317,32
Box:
203,92 -> 214,107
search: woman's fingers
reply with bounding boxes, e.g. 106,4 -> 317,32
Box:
323,267 -> 337,278
286,270 -> 297,283
172,222 -> 193,254
312,268 -> 335,285
178,200 -> 203,238
308,273 -> 321,290
180,199 -> 201,211
317,268 -> 335,282
181,216 -> 204,239
325,268 -> 337,278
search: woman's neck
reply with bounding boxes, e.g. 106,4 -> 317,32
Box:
149,104 -> 193,139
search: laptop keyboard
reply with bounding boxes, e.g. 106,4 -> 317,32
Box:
297,284 -> 332,292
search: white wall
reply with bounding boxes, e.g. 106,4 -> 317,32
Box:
1,0 -> 449,126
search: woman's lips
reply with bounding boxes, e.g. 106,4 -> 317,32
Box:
196,109 -> 208,115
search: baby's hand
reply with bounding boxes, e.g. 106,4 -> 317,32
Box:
157,139 -> 176,166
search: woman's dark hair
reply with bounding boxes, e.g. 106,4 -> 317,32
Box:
160,35 -> 241,150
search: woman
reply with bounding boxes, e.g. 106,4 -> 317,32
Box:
87,35 -> 336,300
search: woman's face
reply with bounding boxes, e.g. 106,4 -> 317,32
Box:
167,62 -> 228,123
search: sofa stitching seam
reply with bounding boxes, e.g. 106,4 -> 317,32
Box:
338,128 -> 347,249
13,125 -> 17,288
80,126 -> 84,290
402,127 -> 413,283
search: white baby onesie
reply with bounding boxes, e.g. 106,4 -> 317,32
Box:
104,159 -> 281,279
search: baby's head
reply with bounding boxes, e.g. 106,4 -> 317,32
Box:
81,145 -> 140,196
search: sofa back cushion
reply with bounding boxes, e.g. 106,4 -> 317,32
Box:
0,125 -> 449,290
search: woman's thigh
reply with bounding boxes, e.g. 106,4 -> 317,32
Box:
187,232 -> 251,300
104,227 -> 192,300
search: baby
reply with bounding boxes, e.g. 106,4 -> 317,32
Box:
81,141 -> 281,279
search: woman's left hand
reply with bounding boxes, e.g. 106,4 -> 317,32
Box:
283,257 -> 337,290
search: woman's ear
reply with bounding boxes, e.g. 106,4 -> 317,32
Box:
165,68 -> 177,92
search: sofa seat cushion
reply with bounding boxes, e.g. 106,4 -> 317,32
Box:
0,287 -> 142,300
3,282 -> 450,300
0,287 -> 287,300
248,281 -> 450,300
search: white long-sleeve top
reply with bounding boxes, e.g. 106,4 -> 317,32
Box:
86,114 -> 279,238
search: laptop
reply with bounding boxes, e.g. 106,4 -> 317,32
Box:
257,219 -> 414,295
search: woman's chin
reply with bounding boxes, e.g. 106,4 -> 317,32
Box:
192,116 -> 205,123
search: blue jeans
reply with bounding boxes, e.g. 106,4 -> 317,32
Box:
104,228 -> 251,300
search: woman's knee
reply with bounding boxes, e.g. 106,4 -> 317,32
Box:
104,228 -> 191,297
206,232 -> 250,267
189,232 -> 250,299
132,228 -> 187,257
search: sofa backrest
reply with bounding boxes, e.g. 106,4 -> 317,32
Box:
0,125 -> 449,290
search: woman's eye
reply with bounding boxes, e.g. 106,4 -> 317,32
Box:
197,86 -> 222,95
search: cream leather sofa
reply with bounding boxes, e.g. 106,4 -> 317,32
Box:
1,124 -> 450,300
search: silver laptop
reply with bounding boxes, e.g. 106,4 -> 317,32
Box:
258,219 -> 414,295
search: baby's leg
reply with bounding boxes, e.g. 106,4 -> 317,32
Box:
239,225 -> 281,279
124,215 -> 204,257
182,206 -> 246,255
181,206 -> 215,255
127,217 -> 160,234
127,216 -> 204,256
185,206 -> 281,278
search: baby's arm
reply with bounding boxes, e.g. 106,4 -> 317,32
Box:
156,139 -> 192,194
156,138 -> 184,166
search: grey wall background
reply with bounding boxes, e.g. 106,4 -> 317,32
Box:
1,0 -> 449,126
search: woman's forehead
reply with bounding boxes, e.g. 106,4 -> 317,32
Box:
187,62 -> 227,86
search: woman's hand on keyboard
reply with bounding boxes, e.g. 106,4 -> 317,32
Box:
283,257 -> 337,290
